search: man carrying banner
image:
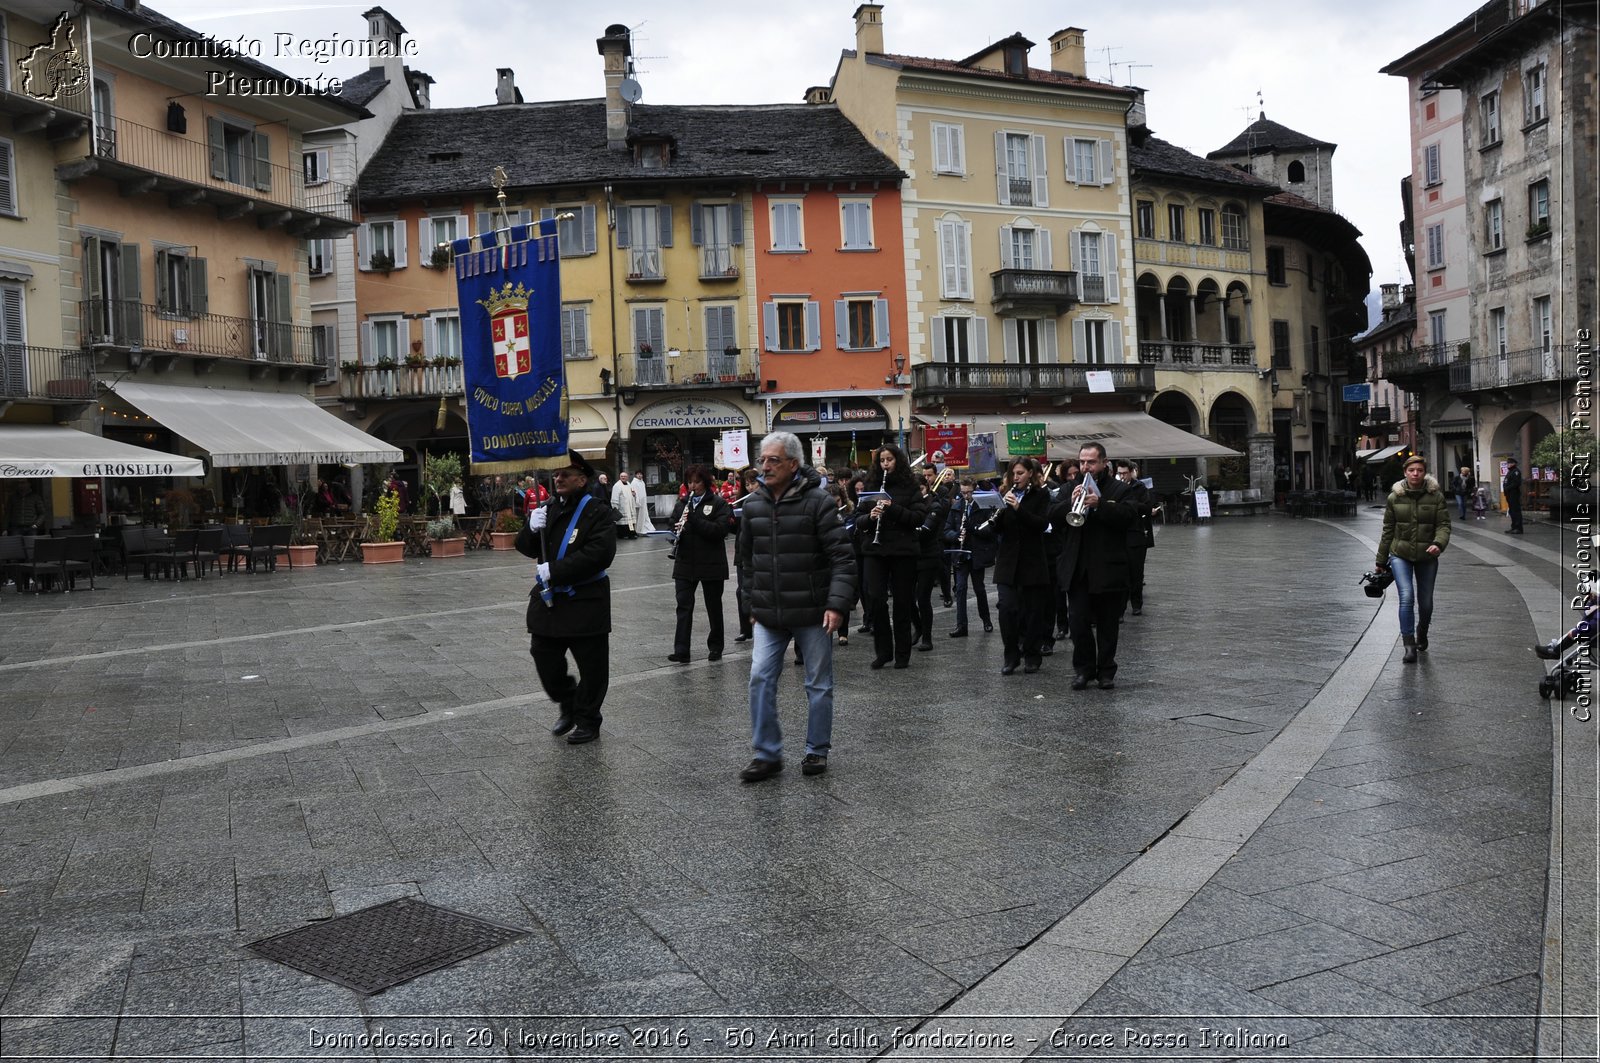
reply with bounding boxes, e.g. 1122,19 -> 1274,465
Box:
517,450 -> 617,744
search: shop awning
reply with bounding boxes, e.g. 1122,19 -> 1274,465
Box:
1355,448 -> 1379,460
111,382 -> 402,467
0,424 -> 206,478
916,412 -> 1239,460
1364,444 -> 1406,464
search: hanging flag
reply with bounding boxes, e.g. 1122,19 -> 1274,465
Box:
1005,422 -> 1046,458
713,437 -> 725,469
453,219 -> 567,473
811,437 -> 827,466
722,429 -> 749,468
924,423 -> 969,468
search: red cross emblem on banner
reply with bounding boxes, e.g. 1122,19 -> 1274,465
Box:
491,308 -> 531,380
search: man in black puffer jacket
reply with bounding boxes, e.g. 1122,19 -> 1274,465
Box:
735,431 -> 856,783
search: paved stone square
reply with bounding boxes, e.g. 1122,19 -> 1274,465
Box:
0,509 -> 1592,1061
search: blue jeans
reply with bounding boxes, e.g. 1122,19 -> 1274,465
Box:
749,621 -> 834,762
1388,555 -> 1437,637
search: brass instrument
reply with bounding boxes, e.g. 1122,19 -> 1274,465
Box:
1065,473 -> 1097,528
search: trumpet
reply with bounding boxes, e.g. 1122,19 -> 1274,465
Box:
1065,490 -> 1090,527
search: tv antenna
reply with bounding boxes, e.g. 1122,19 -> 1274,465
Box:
1122,62 -> 1152,86
1098,45 -> 1123,82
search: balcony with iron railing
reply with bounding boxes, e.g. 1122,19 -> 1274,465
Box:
990,268 -> 1079,315
698,245 -> 740,281
0,26 -> 92,133
339,362 -> 463,401
1381,340 -> 1467,380
1450,346 -> 1576,393
81,299 -> 322,375
619,349 -> 760,394
1139,342 -> 1257,369
626,248 -> 665,283
0,345 -> 94,403
57,115 -> 355,233
911,361 -> 1155,403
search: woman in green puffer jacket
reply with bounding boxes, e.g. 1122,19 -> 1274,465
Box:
1375,454 -> 1452,663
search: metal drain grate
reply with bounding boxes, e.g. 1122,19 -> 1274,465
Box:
245,897 -> 529,995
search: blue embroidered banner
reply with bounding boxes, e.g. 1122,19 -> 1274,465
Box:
452,220 -> 567,473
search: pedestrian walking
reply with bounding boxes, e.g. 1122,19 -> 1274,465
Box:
1503,458 -> 1524,533
1452,466 -> 1475,521
944,479 -> 995,637
858,445 -> 928,670
737,432 -> 856,782
629,472 -> 657,536
517,451 -> 618,744
1376,454 -> 1451,663
988,457 -> 1052,675
1052,443 -> 1138,689
1115,459 -> 1155,616
610,471 -> 639,539
448,479 -> 467,518
666,465 -> 731,665
1473,485 -> 1488,520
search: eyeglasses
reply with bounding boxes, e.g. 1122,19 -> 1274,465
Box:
757,455 -> 791,466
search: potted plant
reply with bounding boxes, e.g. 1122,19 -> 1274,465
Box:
1527,221 -> 1551,240
425,245 -> 453,270
278,516 -> 320,569
426,517 -> 465,557
369,251 -> 395,274
362,489 -> 404,564
490,510 -> 522,549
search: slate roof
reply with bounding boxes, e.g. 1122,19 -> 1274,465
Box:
336,68 -> 389,108
868,50 -> 1134,97
1208,116 -> 1336,159
358,101 -> 904,203
1129,135 -> 1277,193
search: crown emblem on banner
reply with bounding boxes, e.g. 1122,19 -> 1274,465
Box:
477,281 -> 531,316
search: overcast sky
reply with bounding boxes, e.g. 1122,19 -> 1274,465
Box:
158,0 -> 1489,298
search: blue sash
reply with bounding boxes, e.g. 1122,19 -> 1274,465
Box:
551,495 -> 607,596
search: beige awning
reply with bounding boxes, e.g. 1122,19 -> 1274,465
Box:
918,412 -> 1239,460
112,381 -> 402,467
0,425 -> 206,478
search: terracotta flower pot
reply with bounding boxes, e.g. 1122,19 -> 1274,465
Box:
361,540 -> 405,565
430,536 -> 466,558
276,544 -> 319,569
490,531 -> 519,550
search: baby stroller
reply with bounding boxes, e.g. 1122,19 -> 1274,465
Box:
1536,558 -> 1596,701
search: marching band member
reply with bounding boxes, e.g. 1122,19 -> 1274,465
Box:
859,445 -> 928,670
987,457 -> 1052,675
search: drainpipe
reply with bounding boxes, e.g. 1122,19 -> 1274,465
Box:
605,184 -> 625,473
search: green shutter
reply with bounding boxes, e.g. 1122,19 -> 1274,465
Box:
207,117 -> 225,179
253,132 -> 272,192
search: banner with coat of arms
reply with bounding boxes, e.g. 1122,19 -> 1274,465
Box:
924,424 -> 969,468
452,220 -> 567,473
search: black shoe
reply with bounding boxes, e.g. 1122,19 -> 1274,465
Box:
858,624 -> 873,634
836,635 -> 848,647
707,650 -> 722,662
1131,605 -> 1142,616
734,633 -> 752,643
1000,661 -> 1019,676
1071,673 -> 1091,690
983,621 -> 994,633
550,714 -> 575,736
1098,677 -> 1116,690
948,629 -> 969,638
1535,642 -> 1561,660
893,659 -> 910,669
941,598 -> 953,608
667,652 -> 689,663
1055,629 -> 1069,641
740,757 -> 782,782
1023,659 -> 1041,674
917,639 -> 933,652
871,656 -> 891,670
1039,643 -> 1053,656
566,727 -> 599,745
801,754 -> 828,776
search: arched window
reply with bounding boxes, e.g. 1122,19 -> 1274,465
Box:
1287,160 -> 1306,183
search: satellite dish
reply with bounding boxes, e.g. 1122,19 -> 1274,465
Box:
619,78 -> 643,103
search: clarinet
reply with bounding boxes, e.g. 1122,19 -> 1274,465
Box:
958,498 -> 970,550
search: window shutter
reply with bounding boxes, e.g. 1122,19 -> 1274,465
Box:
360,321 -> 372,363
1063,139 -> 1077,184
1002,319 -> 1018,362
1072,318 -> 1086,362
951,126 -> 964,173
392,221 -> 407,268
1041,318 -> 1058,361
560,308 -> 573,357
1040,229 -> 1053,270
690,203 -> 704,246
940,222 -> 958,297
972,317 -> 989,362
573,307 -> 588,355
999,226 -> 1014,269
273,272 -> 291,358
651,308 -> 666,354
253,132 -> 272,192
206,117 -> 225,179
704,306 -> 722,354
475,211 -> 492,238
357,224 -> 372,270
1031,134 -> 1048,208
1103,234 -> 1119,301
1,286 -> 23,347
763,302 -> 778,350
834,300 -> 849,349
1109,321 -> 1123,360
729,202 -> 743,246
805,301 -> 821,351
615,206 -> 631,248
1069,229 -> 1083,272
0,140 -> 13,214
154,250 -> 171,311
874,297 -> 889,349
657,205 -> 673,248
994,131 -> 1010,206
931,317 -> 946,360
81,237 -> 102,341
933,124 -> 950,171
1099,140 -> 1114,186
956,223 -> 971,297
190,257 -> 208,315
423,315 -> 437,360
118,244 -> 142,346
580,204 -> 597,252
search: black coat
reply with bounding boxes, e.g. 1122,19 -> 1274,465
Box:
515,492 -> 618,638
1052,475 -> 1137,593
945,495 -> 998,568
669,491 -> 731,582
858,480 -> 928,558
737,466 -> 857,629
990,485 -> 1052,587
1121,479 -> 1156,551
916,493 -> 952,572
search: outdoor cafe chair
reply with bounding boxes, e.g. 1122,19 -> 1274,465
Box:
60,535 -> 97,591
194,527 -> 225,578
13,535 -> 66,592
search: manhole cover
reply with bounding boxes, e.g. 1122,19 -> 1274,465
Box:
245,897 -> 528,995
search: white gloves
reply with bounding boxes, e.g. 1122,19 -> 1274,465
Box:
536,562 -> 551,584
529,506 -> 548,531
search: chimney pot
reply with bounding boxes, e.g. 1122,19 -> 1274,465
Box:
1048,27 -> 1086,78
596,25 -> 634,150
495,68 -> 520,105
853,3 -> 884,55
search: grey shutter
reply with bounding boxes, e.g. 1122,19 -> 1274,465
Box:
1001,319 -> 1017,362
994,131 -> 1010,206
560,308 -> 573,357
581,204 -> 597,252
154,249 -> 170,312
573,307 -> 588,356
804,301 -> 820,352
118,244 -> 141,346
703,306 -> 720,353
392,221 -> 407,268
253,132 -> 272,192
874,297 -> 889,349
357,224 -> 370,270
206,117 -> 225,179
931,317 -> 946,360
360,321 -> 372,363
1109,321 -> 1123,361
834,300 -> 849,349
763,302 -> 778,350
1103,234 -> 1118,301
657,205 -> 673,248
0,141 -> 13,214
1072,318 -> 1086,362
615,206 -> 630,248
189,256 -> 208,315
972,317 -> 989,362
1063,138 -> 1077,184
1040,229 -> 1053,270
690,203 -> 704,246
82,237 -> 103,340
475,211 -> 492,238
1099,139 -> 1114,186
1032,134 -> 1048,208
939,221 -> 958,296
730,202 -> 743,246
998,226 -> 1014,269
273,273 -> 292,360
423,314 -> 437,360
1070,229 -> 1083,272
1041,318 -> 1058,361
649,307 -> 665,353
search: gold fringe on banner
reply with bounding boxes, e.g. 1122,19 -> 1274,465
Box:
470,455 -> 571,475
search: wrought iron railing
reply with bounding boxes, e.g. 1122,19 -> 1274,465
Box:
991,268 -> 1080,303
0,25 -> 92,116
1450,346 -> 1575,392
627,248 -> 664,281
911,361 -> 1154,394
339,364 -> 463,400
1140,342 -> 1256,367
83,115 -> 354,220
699,246 -> 739,280
1382,340 -> 1468,377
620,349 -> 758,390
0,345 -> 93,400
81,299 -> 320,366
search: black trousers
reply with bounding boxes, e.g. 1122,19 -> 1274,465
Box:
530,633 -> 609,730
674,577 -> 725,656
866,555 -> 918,663
915,566 -> 938,642
1508,493 -> 1523,530
938,557 -> 952,603
1068,580 -> 1127,680
1128,547 -> 1147,609
734,568 -> 753,637
953,562 -> 991,630
997,582 -> 1050,665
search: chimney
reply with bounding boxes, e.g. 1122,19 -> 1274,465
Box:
407,70 -> 433,110
495,68 -> 522,105
1127,87 -> 1147,129
803,85 -> 831,104
597,23 -> 633,150
1380,283 -> 1401,312
1048,27 -> 1086,77
853,3 -> 884,55
363,6 -> 405,71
